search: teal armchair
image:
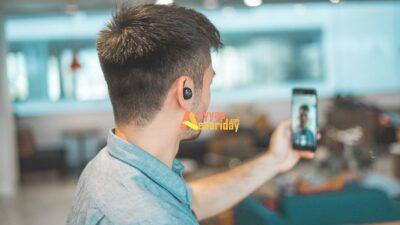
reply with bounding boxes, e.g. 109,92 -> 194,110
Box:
235,184 -> 400,225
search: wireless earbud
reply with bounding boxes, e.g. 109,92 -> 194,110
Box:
183,87 -> 193,100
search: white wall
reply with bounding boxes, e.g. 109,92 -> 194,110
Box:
0,15 -> 18,197
18,111 -> 114,148
331,2 -> 400,93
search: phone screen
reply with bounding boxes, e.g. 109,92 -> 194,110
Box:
291,88 -> 318,151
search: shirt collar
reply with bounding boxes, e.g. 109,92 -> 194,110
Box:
106,129 -> 191,207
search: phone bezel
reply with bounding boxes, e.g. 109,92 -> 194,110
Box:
291,88 -> 318,151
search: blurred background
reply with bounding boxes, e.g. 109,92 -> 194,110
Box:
0,0 -> 400,224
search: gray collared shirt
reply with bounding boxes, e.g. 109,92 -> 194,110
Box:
67,130 -> 199,225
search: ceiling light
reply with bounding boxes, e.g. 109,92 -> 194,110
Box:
156,0 -> 174,5
244,0 -> 262,7
330,0 -> 340,4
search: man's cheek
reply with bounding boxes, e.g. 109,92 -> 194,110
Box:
205,88 -> 211,108
203,96 -> 210,112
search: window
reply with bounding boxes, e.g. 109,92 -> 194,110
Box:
7,41 -> 109,104
60,48 -> 108,101
7,51 -> 28,101
212,30 -> 323,91
47,55 -> 61,101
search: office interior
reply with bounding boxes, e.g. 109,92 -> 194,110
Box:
0,0 -> 400,224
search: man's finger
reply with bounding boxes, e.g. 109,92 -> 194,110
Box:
296,151 -> 315,159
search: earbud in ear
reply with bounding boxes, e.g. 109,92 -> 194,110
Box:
183,87 -> 193,100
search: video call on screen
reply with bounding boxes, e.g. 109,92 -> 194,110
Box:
292,93 -> 317,148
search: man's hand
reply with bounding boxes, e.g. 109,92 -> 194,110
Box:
267,119 -> 316,173
190,119 -> 318,220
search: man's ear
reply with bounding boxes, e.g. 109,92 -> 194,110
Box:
174,76 -> 194,112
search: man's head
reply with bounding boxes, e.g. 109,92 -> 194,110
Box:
96,4 -> 222,139
298,104 -> 309,128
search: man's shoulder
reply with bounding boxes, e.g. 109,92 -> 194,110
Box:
88,170 -> 180,225
84,147 -> 144,179
70,148 -> 176,224
82,148 -> 160,199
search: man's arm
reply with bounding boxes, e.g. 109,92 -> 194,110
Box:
188,120 -> 315,220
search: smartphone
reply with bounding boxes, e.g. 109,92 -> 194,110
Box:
291,88 -> 318,151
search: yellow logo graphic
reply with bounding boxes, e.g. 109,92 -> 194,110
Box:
182,112 -> 200,130
181,112 -> 240,132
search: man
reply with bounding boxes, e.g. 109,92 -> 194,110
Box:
67,4 -> 315,225
293,105 -> 316,147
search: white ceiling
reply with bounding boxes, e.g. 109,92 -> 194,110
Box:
0,0 -> 385,15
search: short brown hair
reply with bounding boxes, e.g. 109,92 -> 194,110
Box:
96,3 -> 222,126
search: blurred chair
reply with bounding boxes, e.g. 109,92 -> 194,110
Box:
235,184 -> 400,225
18,127 -> 67,177
326,96 -> 380,150
330,126 -> 363,173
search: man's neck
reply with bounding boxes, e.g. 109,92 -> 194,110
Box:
115,117 -> 181,168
